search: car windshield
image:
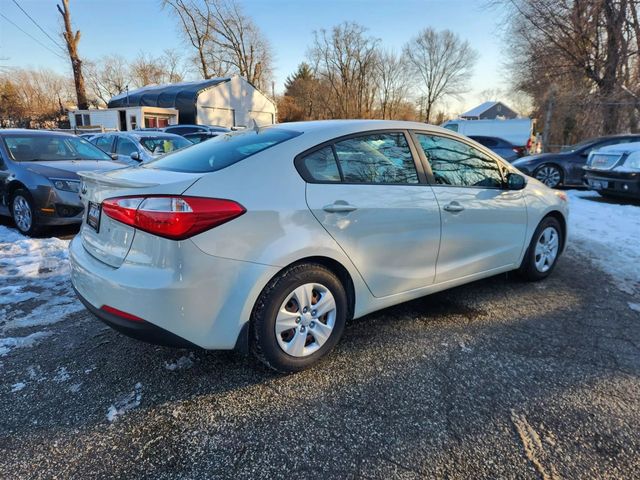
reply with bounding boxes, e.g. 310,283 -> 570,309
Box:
139,136 -> 192,155
146,128 -> 302,173
2,133 -> 112,162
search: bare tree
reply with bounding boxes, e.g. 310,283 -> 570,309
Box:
85,55 -> 130,105
57,0 -> 88,109
376,49 -> 410,119
499,0 -> 639,140
403,28 -> 478,123
163,0 -> 272,89
308,22 -> 380,118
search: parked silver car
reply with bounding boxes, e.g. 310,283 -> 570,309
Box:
0,129 -> 125,235
90,131 -> 192,165
70,120 -> 569,372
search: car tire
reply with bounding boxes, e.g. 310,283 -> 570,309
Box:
534,164 -> 563,189
250,263 -> 348,373
517,216 -> 563,281
10,189 -> 40,236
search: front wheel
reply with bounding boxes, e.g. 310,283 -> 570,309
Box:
251,263 -> 348,373
534,165 -> 563,188
518,216 -> 563,281
11,189 -> 40,236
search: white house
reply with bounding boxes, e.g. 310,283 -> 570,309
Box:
108,76 -> 276,128
68,76 -> 276,131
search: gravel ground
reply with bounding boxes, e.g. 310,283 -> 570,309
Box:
1,235 -> 639,479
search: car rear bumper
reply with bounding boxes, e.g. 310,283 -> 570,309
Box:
583,169 -> 640,198
69,232 -> 279,350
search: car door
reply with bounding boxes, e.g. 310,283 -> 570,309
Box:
303,131 -> 441,298
0,148 -> 10,213
412,132 -> 527,284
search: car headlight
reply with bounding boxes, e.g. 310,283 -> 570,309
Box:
623,151 -> 640,171
51,178 -> 81,192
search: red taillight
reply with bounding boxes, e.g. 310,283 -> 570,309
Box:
102,195 -> 246,240
100,305 -> 145,323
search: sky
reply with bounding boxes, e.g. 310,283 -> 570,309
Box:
0,0 -> 509,114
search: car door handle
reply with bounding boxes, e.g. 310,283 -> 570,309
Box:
323,202 -> 358,213
443,201 -> 465,213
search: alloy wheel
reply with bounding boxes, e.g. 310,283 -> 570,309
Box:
535,166 -> 562,188
534,226 -> 559,273
275,282 -> 337,357
12,195 -> 33,233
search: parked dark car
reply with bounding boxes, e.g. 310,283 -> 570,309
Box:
183,131 -> 224,144
468,135 -> 525,162
0,129 -> 125,235
512,134 -> 640,188
90,131 -> 192,165
583,141 -> 640,199
163,124 -> 231,137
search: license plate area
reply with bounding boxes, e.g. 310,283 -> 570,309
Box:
87,201 -> 101,232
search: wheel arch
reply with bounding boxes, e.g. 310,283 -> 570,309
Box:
239,255 -> 357,355
5,180 -> 29,204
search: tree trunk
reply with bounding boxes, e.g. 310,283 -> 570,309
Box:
57,0 -> 88,110
542,87 -> 556,152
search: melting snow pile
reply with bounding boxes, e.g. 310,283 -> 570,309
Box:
107,383 -> 143,422
0,226 -> 82,355
567,190 -> 640,297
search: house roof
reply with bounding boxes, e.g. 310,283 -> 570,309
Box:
460,101 -> 500,118
107,78 -> 232,123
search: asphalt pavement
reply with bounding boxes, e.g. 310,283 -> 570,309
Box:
1,238 -> 639,479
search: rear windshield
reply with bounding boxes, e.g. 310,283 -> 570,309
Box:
139,136 -> 191,154
2,134 -> 112,162
146,128 -> 302,173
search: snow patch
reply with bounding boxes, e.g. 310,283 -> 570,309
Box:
11,382 -> 26,392
567,190 -> 640,296
106,383 -> 143,422
164,352 -> 195,371
69,383 -> 82,393
0,226 -> 82,335
54,367 -> 70,383
0,331 -> 52,357
629,303 -> 640,313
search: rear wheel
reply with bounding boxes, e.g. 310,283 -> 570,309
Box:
251,263 -> 347,373
518,216 -> 562,281
534,164 -> 563,188
11,189 -> 40,236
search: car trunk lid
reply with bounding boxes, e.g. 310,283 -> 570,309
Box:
77,167 -> 203,267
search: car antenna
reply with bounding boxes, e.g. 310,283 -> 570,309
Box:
252,119 -> 261,134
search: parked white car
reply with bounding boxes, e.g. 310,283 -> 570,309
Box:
69,120 -> 569,372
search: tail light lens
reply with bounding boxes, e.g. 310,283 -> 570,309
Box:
102,195 -> 246,240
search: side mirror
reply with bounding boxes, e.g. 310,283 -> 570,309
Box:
110,153 -> 119,161
130,151 -> 141,162
506,172 -> 526,190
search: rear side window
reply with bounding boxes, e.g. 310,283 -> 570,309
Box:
334,132 -> 418,184
300,146 -> 341,182
147,128 -> 302,173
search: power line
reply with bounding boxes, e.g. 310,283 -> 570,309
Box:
0,12 -> 66,60
11,0 -> 64,51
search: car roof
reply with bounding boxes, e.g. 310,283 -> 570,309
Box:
95,131 -> 186,140
0,129 -> 76,137
268,119 -> 451,135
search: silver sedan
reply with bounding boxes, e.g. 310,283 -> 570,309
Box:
69,120 -> 569,372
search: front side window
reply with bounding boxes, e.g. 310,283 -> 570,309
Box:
3,134 -> 111,162
415,134 -> 503,188
116,138 -> 138,156
301,146 -> 341,182
95,135 -> 113,153
333,132 -> 418,184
